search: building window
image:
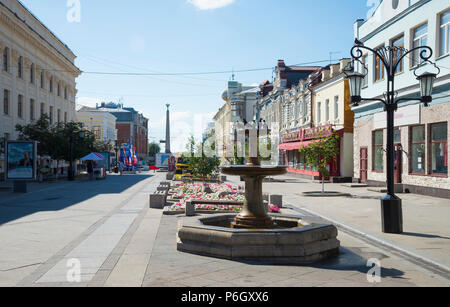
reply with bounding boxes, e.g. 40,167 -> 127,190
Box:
334,96 -> 339,120
30,63 -> 35,84
412,23 -> 428,66
440,9 -> 450,57
49,76 -> 53,92
394,128 -> 401,144
410,126 -> 425,174
325,100 -> 330,122
430,123 -> 448,175
3,47 -> 9,72
317,102 -> 322,123
57,82 -> 61,96
18,56 -> 23,79
373,130 -> 384,171
30,99 -> 35,121
18,95 -> 23,119
3,90 -> 9,115
391,35 -> 404,74
40,71 -> 45,89
64,112 -> 67,123
40,103 -> 45,118
64,86 -> 68,100
57,109 -> 61,123
49,106 -> 53,124
375,46 -> 385,82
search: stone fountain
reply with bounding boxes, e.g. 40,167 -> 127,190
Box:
177,126 -> 340,263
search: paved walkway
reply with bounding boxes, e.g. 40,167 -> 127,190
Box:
0,172 -> 448,287
227,175 -> 450,276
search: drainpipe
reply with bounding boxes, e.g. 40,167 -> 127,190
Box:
307,68 -> 323,128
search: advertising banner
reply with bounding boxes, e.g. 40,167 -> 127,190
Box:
6,141 -> 37,180
156,153 -> 171,168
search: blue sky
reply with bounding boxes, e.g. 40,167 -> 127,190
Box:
20,0 -> 371,152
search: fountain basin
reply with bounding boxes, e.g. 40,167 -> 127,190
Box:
177,214 -> 340,263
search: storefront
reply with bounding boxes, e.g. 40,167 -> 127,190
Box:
353,102 -> 450,198
279,125 -> 351,180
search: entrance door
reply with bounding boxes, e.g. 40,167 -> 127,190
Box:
394,145 -> 402,184
360,147 -> 368,183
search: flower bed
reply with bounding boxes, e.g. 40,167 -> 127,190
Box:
168,183 -> 281,214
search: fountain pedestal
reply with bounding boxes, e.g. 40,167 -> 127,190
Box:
221,164 -> 287,229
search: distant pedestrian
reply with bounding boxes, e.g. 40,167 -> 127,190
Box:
119,161 -> 124,176
87,161 -> 94,180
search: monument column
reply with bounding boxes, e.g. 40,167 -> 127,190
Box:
165,104 -> 171,154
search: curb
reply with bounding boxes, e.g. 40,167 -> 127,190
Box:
286,202 -> 450,281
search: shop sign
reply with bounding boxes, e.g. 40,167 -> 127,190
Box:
302,125 -> 333,140
282,131 -> 301,143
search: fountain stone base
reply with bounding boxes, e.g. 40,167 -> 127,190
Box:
177,214 -> 340,263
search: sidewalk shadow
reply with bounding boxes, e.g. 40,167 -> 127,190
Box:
401,232 -> 450,240
239,246 -> 407,281
0,174 -> 153,225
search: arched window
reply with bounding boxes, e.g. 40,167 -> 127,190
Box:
18,56 -> 23,78
3,47 -> 8,72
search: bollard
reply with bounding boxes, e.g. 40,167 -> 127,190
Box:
269,195 -> 283,208
186,201 -> 196,217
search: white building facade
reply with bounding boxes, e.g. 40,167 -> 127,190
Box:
0,0 -> 80,142
353,0 -> 450,198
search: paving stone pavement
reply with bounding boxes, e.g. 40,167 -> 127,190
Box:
1,172 -> 449,287
142,214 -> 449,287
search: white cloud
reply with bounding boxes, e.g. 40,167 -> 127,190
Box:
76,96 -> 102,110
187,0 -> 235,10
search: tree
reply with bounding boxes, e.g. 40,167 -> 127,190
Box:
148,142 -> 161,159
184,135 -> 220,181
16,117 -> 96,162
299,132 -> 340,194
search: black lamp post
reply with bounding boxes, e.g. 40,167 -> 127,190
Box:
68,130 -> 85,181
346,39 -> 440,234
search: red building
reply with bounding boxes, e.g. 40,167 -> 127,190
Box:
97,103 -> 149,160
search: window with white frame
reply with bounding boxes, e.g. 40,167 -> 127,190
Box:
334,96 -> 339,120
440,9 -> 450,57
412,23 -> 428,66
362,54 -> 368,87
325,100 -> 330,122
317,102 -> 322,123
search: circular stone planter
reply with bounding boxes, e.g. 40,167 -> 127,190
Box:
302,191 -> 352,197
177,214 -> 340,264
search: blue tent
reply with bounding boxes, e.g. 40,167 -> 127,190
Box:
80,153 -> 105,161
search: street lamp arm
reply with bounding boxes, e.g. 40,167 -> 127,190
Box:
351,43 -> 389,71
393,45 -> 433,74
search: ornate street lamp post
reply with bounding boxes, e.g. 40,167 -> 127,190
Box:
346,39 -> 440,234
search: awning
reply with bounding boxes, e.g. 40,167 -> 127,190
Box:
278,140 -> 319,151
80,153 -> 106,161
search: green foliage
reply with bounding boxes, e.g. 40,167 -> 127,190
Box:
15,116 -> 99,161
148,142 -> 161,158
184,135 -> 220,178
299,132 -> 340,179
